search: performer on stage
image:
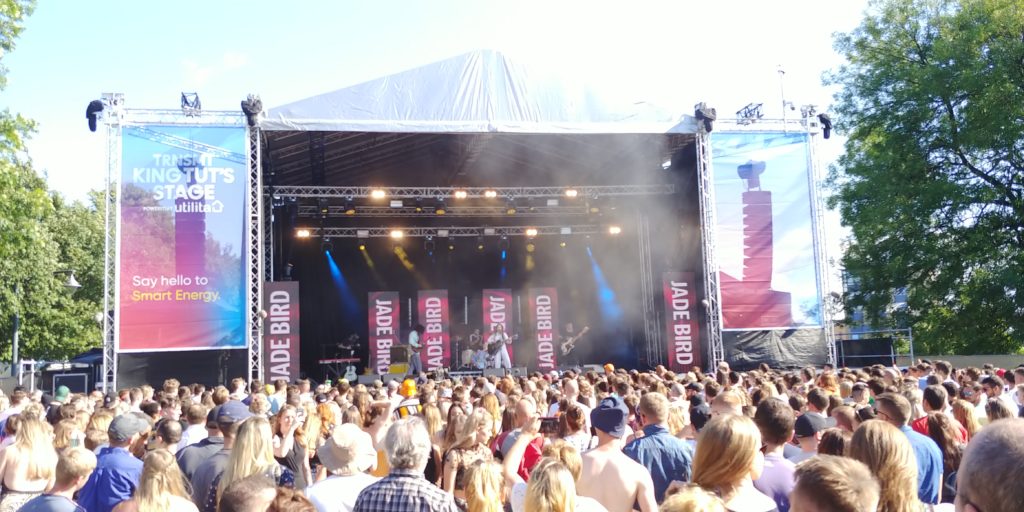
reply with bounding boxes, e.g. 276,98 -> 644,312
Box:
559,322 -> 589,368
472,346 -> 489,370
408,324 -> 425,376
467,328 -> 483,350
487,323 -> 512,370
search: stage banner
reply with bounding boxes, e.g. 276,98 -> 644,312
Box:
482,289 -> 514,364
710,131 -> 823,330
264,281 -> 300,382
663,272 -> 701,371
118,124 -> 248,351
529,288 -> 559,371
368,291 -> 400,375
417,290 -> 451,370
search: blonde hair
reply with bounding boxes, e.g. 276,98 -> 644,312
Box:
540,440 -> 582,481
666,406 -> 689,437
55,446 -> 97,487
14,417 -> 57,481
450,408 -> 492,451
218,416 -> 278,501
951,399 -> 980,441
480,393 -> 501,436
136,449 -> 192,512
660,484 -> 726,512
301,403 -> 321,450
691,414 -> 760,501
53,419 -> 80,451
464,461 -> 504,512
792,455 -> 879,512
248,393 -> 271,416
849,420 -> 919,512
422,403 -> 444,438
525,459 -> 577,512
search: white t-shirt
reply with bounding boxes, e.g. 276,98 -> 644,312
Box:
306,473 -> 380,512
510,482 -> 608,512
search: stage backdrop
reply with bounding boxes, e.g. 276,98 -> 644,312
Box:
710,131 -> 822,330
264,281 -> 300,382
663,272 -> 701,371
417,290 -> 451,370
529,288 -> 559,371
118,124 -> 247,352
483,289 -> 514,364
368,291 -> 400,375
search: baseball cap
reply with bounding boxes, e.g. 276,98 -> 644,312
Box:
590,396 -> 629,438
108,413 -> 149,442
54,386 -> 70,402
216,401 -> 253,424
794,413 -> 831,438
690,402 -> 711,432
316,424 -> 377,475
206,405 -> 221,428
315,393 -> 329,404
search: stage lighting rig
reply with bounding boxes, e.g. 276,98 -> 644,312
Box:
525,228 -> 539,238
476,235 -> 485,251
370,189 -> 387,199
499,236 -> 510,251
344,198 -> 356,215
318,198 -> 330,218
435,198 -> 447,215
295,228 -> 311,238
86,100 -> 104,132
608,225 -> 622,235
321,237 -> 334,252
181,92 -> 202,117
736,103 -> 764,125
694,102 -> 716,133
424,236 -> 436,252
240,94 -> 263,127
565,189 -> 579,198
390,229 -> 404,240
506,199 -> 518,215
454,190 -> 468,199
484,190 -> 498,199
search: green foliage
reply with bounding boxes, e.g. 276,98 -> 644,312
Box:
827,0 -> 1024,354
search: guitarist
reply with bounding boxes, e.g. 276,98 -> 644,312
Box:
408,324 -> 425,376
559,323 -> 588,368
486,323 -> 512,370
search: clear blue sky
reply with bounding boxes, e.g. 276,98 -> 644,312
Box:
4,0 -> 867,202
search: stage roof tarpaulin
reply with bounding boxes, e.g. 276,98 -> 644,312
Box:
262,49 -> 698,134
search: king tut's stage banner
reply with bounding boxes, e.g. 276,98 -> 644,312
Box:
710,131 -> 823,330
483,289 -> 514,363
264,281 -> 300,382
118,125 -> 247,351
417,290 -> 451,370
529,288 -> 559,370
663,272 -> 701,371
368,291 -> 401,375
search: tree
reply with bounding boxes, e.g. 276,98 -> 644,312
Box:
827,0 -> 1024,354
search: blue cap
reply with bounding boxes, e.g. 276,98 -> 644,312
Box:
216,400 -> 253,424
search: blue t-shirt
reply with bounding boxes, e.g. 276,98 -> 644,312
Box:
19,494 -> 86,512
901,425 -> 942,504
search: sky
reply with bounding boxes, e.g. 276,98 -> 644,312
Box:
2,0 -> 869,290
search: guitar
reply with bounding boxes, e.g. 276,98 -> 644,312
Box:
344,365 -> 358,382
486,333 -> 519,356
560,326 -> 590,356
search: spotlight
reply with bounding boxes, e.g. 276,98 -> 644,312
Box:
499,236 -> 510,251
370,189 -> 387,199
424,237 -> 436,252
608,225 -> 622,235
318,198 -> 330,217
389,200 -> 403,208
506,199 -> 518,215
344,198 -> 356,215
435,198 -> 446,215
565,189 -> 579,198
525,228 -> 539,238
477,235 -> 485,251
181,92 -> 202,116
448,242 -> 455,251
414,198 -> 424,213
526,243 -> 535,253
240,94 -> 262,127
283,263 -> 294,280
454,190 -> 468,200
295,228 -> 311,238
484,190 -> 498,199
818,113 -> 832,139
321,237 -> 334,253
86,100 -> 104,132
694,102 -> 716,133
559,240 -> 567,248
390,230 -> 404,239
358,243 -> 366,251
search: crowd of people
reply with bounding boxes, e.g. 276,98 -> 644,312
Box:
0,359 -> 1021,512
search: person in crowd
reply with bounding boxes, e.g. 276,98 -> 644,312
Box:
925,412 -> 963,504
556,402 -> 592,454
523,460 -> 577,512
0,416 -> 58,510
830,405 -> 856,433
353,417 -> 460,512
623,392 -> 693,505
850,420 -> 931,512
272,404 -> 311,490
950,399 -> 980,442
984,398 -> 1014,423
189,401 -> 250,508
78,413 -> 150,512
111,449 -> 198,512
208,416 -> 294,512
267,486 -> 316,512
441,408 -> 494,502
709,391 -> 742,417
494,398 -> 544,481
463,461 -> 503,512
817,428 -> 852,456
577,396 -> 657,512
218,475 -> 278,512
789,407 -> 828,464
503,420 -> 607,512
955,418 -> 1024,512
979,375 -> 1016,413
789,455 -> 879,512
913,386 -> 967,442
872,393 -> 942,504
690,414 -> 776,512
752,399 -> 795,512
177,405 -> 224,482
146,417 -> 182,455
178,404 -> 208,451
18,447 -> 96,512
305,424 -> 379,512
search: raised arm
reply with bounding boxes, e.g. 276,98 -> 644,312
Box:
503,416 -> 541,487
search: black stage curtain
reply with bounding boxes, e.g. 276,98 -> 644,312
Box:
723,328 -> 827,371
118,349 -> 248,389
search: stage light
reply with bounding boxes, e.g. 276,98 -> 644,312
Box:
321,237 -> 334,253
559,240 -> 567,248
448,243 -> 455,251
389,200 -> 403,208
694,102 -> 716,133
546,199 -> 560,207
560,227 -> 572,235
240,94 -> 262,127
358,243 -> 366,251
435,199 -> 446,215
296,228 -> 311,238
525,228 -> 538,238
526,243 -> 536,253
565,189 -> 579,198
454,190 -> 468,199
370,189 -> 387,199
608,225 -> 622,235
477,235 -> 485,251
344,198 -> 356,215
484,190 -> 498,199
424,237 -> 435,252
818,113 -> 833,139
499,236 -> 510,251
181,92 -> 201,116
506,200 -> 517,215
86,100 -> 104,132
484,228 -> 496,236
318,198 -> 330,217
390,230 -> 404,239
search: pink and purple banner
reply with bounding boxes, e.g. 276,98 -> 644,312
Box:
529,288 -> 559,370
663,272 -> 702,371
118,125 -> 247,352
368,291 -> 401,375
417,290 -> 451,370
264,281 -> 301,382
483,289 -> 514,364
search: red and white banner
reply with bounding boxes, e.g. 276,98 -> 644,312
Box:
368,291 -> 400,375
529,288 -> 559,370
663,272 -> 702,371
417,290 -> 451,371
264,281 -> 300,382
483,289 -> 514,364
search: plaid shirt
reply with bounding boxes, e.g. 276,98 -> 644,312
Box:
353,469 -> 460,512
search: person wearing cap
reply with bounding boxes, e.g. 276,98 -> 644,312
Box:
393,379 -> 422,420
789,410 -> 828,464
577,396 -> 657,512
77,413 -> 151,512
45,386 -> 72,425
305,424 -> 379,512
177,405 -> 225,482
188,401 -> 252,508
